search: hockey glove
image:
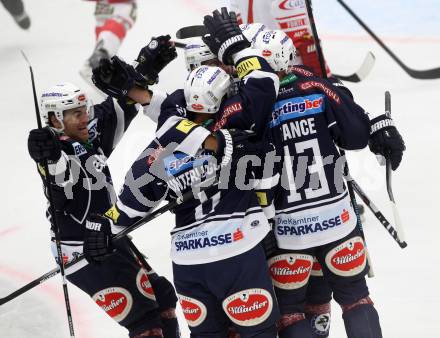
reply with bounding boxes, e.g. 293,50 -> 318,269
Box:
203,7 -> 251,65
135,35 -> 177,85
28,127 -> 61,162
84,214 -> 115,264
213,129 -> 262,166
369,114 -> 405,170
92,56 -> 149,99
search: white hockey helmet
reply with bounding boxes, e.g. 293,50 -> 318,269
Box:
254,30 -> 296,72
184,66 -> 231,114
239,23 -> 267,45
184,38 -> 217,72
40,83 -> 89,130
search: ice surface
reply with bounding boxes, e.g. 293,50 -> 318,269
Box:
0,0 -> 439,337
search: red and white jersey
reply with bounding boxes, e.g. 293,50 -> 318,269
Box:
228,0 -> 331,76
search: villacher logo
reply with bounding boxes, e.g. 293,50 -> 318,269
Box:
178,294 -> 207,327
223,288 -> 273,326
325,236 -> 366,277
268,254 -> 313,289
136,269 -> 156,301
93,287 -> 133,322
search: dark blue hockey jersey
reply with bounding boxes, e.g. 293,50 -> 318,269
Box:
106,55 -> 280,265
36,96 -> 139,269
270,66 -> 370,249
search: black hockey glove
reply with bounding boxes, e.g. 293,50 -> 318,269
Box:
92,56 -> 149,99
135,35 -> 177,85
28,127 -> 61,162
369,114 -> 406,170
203,7 -> 251,65
213,129 -> 262,166
83,214 -> 115,264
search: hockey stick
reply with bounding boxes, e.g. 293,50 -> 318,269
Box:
384,91 -> 407,243
336,0 -> 440,80
176,25 -> 206,39
0,181 -> 216,306
350,177 -> 407,249
304,0 -> 376,276
333,51 -> 376,83
21,51 -> 76,337
173,41 -> 187,49
175,25 -> 375,83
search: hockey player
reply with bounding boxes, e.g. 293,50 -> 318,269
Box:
27,49 -> 180,338
253,29 -> 405,338
80,0 -> 138,81
1,0 -> 30,29
83,7 -> 281,337
228,0 -> 331,77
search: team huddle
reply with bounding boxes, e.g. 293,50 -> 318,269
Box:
27,6 -> 405,338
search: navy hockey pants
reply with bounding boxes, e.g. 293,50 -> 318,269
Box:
173,243 -> 279,338
68,239 -> 178,337
269,227 -> 382,338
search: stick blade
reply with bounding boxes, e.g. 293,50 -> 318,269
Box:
176,25 -> 207,39
334,52 -> 375,82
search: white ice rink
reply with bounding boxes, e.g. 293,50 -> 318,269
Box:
0,0 -> 439,337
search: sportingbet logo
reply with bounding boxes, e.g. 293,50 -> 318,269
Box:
178,294 -> 207,327
273,96 -> 323,119
169,154 -> 192,170
325,236 -> 366,277
93,287 -> 133,322
268,254 -> 313,289
223,289 -> 273,326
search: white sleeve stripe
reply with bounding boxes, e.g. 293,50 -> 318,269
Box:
144,90 -> 167,123
328,121 -> 337,128
116,200 -> 148,219
48,151 -> 68,176
175,127 -> 211,156
156,115 -> 185,139
254,173 -> 280,189
112,98 -> 125,148
243,70 -> 280,95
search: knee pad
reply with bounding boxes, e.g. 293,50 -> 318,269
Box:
342,297 -> 382,338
